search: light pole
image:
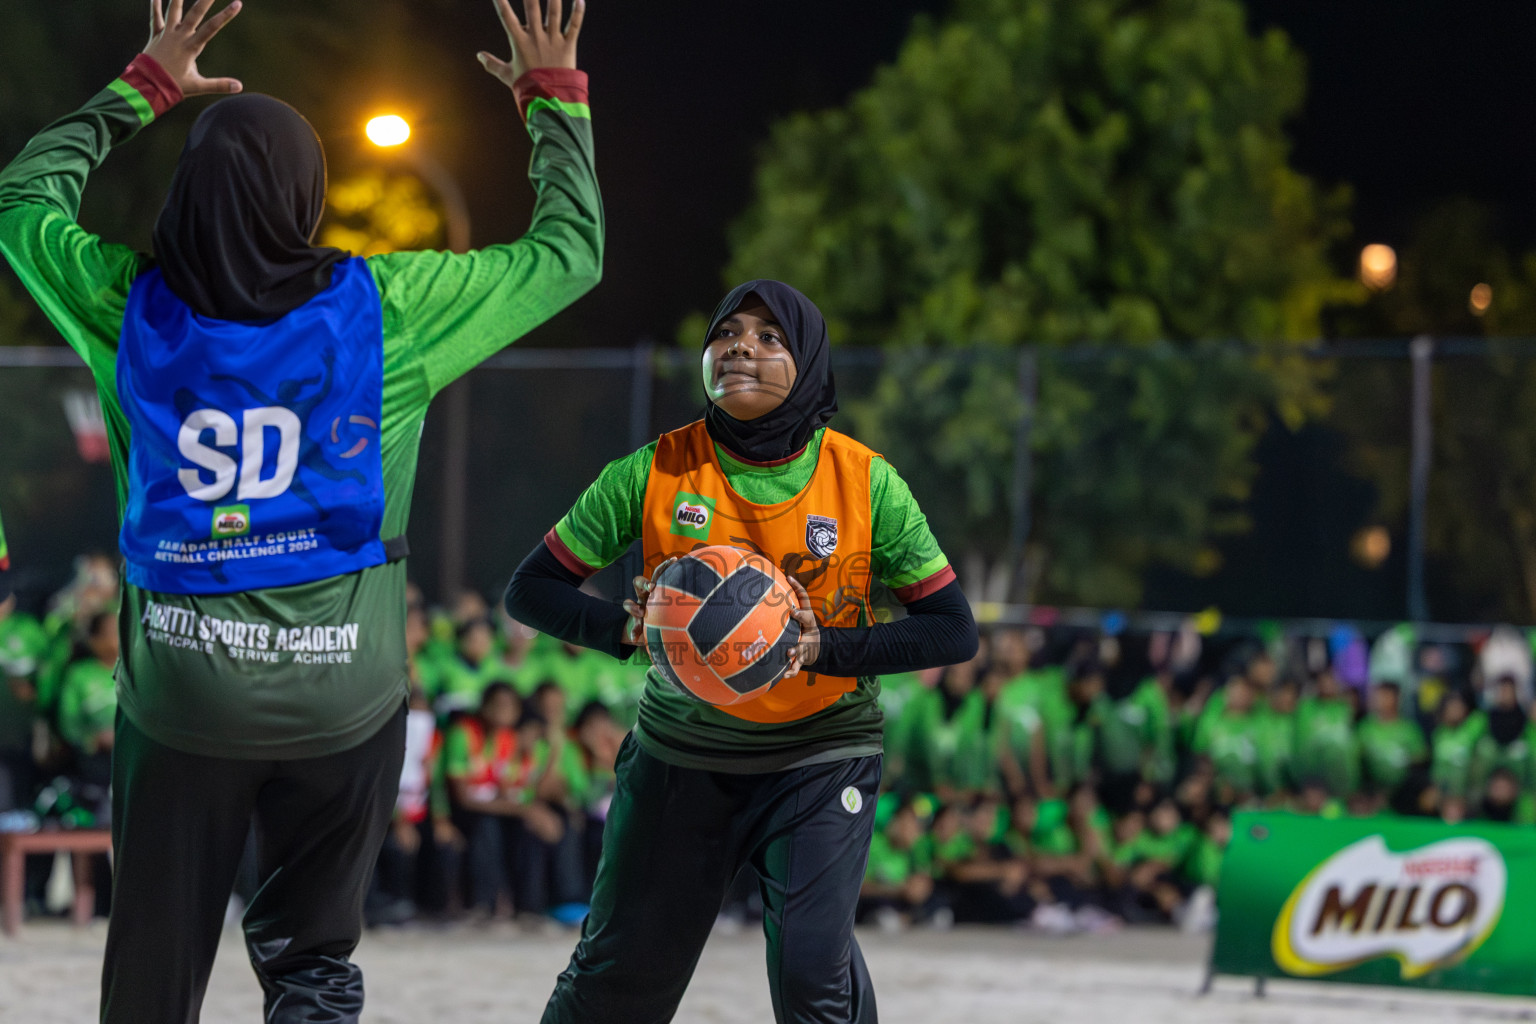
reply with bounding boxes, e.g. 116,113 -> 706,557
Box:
366,114 -> 472,603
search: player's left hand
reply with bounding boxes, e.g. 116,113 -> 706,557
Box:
144,0 -> 244,97
479,0 -> 586,88
782,577 -> 820,678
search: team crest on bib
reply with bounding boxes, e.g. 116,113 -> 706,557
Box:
805,514 -> 838,559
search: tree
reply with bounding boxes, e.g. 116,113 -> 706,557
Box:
721,0 -> 1355,604
1332,199 -> 1536,622
321,169 -> 447,255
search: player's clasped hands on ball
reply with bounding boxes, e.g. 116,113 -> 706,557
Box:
622,559 -> 820,681
479,0 -> 586,87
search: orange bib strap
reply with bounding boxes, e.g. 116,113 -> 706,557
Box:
641,423 -> 877,724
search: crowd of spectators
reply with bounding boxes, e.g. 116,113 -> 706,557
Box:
4,560 -> 1536,935
864,621 -> 1536,934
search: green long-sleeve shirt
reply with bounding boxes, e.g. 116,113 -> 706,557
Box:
0,67 -> 601,758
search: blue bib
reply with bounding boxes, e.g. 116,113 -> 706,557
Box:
117,257 -> 387,595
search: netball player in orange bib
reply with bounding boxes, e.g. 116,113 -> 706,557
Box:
505,280 -> 978,1023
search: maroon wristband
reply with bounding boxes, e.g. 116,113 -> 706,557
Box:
120,54 -> 184,118
511,67 -> 589,122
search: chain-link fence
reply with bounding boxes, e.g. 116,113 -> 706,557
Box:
3,339 -> 1534,635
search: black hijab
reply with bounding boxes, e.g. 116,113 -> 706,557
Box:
153,94 -> 347,322
1489,704 -> 1526,746
702,279 -> 838,463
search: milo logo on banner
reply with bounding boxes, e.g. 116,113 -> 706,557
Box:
670,492 -> 715,540
1272,835 -> 1506,980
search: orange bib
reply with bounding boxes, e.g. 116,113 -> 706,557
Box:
641,422 -> 878,724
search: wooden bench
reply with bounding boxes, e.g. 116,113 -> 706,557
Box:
0,829 -> 112,936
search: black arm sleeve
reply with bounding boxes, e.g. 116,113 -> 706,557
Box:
503,541 -> 635,661
812,578 -> 979,678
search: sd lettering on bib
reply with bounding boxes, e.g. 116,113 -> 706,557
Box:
116,258 -> 387,595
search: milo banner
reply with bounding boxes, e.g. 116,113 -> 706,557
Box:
1211,811 -> 1536,996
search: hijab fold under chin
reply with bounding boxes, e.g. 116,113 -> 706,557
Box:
702,280 -> 838,463
152,94 -> 348,323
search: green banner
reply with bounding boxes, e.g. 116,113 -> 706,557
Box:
1212,811 -> 1536,996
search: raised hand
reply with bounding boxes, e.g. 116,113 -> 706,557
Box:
478,0 -> 585,88
144,0 -> 243,96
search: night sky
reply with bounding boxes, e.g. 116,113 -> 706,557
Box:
423,0 -> 1536,351
12,0 -> 1536,614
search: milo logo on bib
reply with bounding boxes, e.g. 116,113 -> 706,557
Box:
1272,835 -> 1506,980
211,504 -> 251,538
670,492 -> 715,540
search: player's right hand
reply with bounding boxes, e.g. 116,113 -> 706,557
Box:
479,0 -> 586,88
144,0 -> 244,97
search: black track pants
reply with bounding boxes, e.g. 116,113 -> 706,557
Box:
100,707 -> 405,1024
541,735 -> 880,1024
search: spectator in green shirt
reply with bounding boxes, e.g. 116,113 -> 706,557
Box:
938,795 -> 1039,925
0,578 -> 47,812
523,680 -> 597,908
1000,637 -> 1081,797
35,553 -> 118,721
1294,779 -> 1347,819
57,611 -> 119,766
876,669 -> 925,764
1357,681 -> 1427,807
57,610 -> 120,830
570,701 -> 623,890
1114,795 -> 1198,923
892,653 -> 989,799
1185,810 -> 1230,891
369,686 -> 459,925
1480,766 -> 1536,824
1177,810 -> 1230,933
1094,676 -> 1155,804
1476,676 -> 1533,798
446,684 -> 565,918
486,612 -> 547,698
436,617 -> 502,717
1293,669 -> 1360,798
1191,676 -> 1261,804
1059,661 -> 1107,792
1431,687 -> 1487,810
859,797 -> 937,928
993,650 -> 1056,799
1252,677 -> 1298,800
1006,791 -> 1098,929
508,705 -> 588,921
561,643 -> 647,731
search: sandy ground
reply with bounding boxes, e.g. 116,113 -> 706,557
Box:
2,919 -> 1533,1022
